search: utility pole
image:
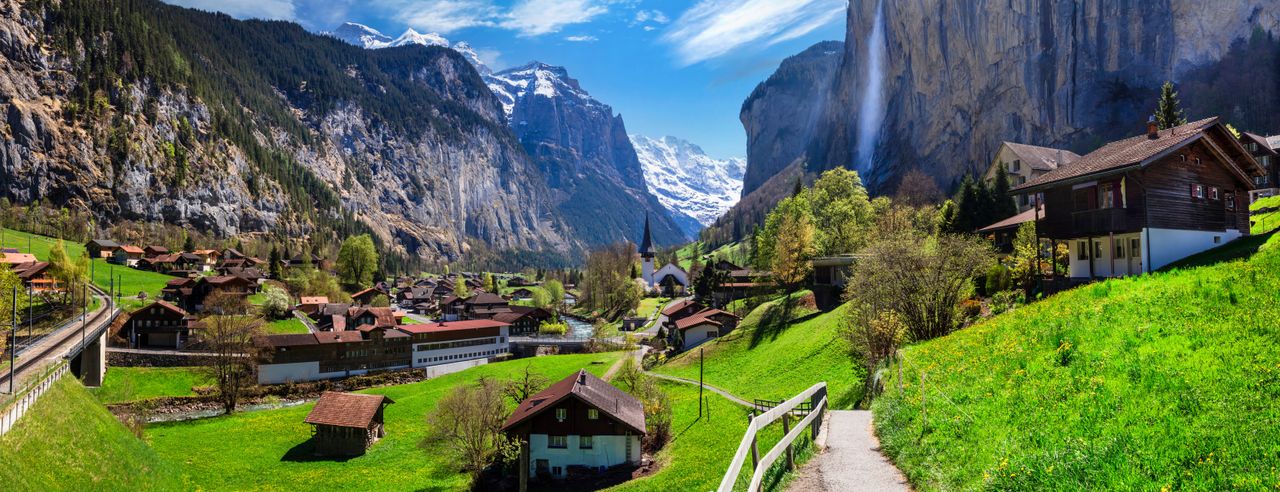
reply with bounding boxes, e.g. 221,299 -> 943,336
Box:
81,282 -> 87,348
698,347 -> 704,417
11,287 -> 17,394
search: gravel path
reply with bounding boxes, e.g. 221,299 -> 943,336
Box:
787,410 -> 910,492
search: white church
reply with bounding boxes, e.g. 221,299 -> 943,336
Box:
638,214 -> 688,297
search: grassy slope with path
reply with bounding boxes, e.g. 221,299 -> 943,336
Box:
655,294 -> 866,409
91,367 -> 212,404
0,377 -> 182,491
147,353 -> 624,491
872,233 -> 1280,490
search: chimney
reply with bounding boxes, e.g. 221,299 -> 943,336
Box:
1147,115 -> 1159,139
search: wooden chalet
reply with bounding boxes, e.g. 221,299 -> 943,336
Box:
304,392 -> 394,457
351,286 -> 388,306
85,239 -> 121,258
503,370 -> 645,482
298,296 -> 330,315
492,306 -> 554,335
111,245 -> 145,267
667,307 -> 739,351
160,275 -> 256,312
1240,132 -> 1279,202
143,245 -> 170,258
121,300 -> 201,349
1013,117 -> 1263,279
508,288 -> 536,301
462,292 -> 511,320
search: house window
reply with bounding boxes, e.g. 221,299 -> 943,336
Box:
1226,192 -> 1236,210
587,409 -> 599,420
1209,187 -> 1220,201
580,435 -> 594,449
1094,241 -> 1103,259
1077,241 -> 1088,260
552,466 -> 563,476
1191,184 -> 1205,199
1099,183 -> 1116,209
555,408 -> 567,422
1114,240 -> 1125,259
549,435 -> 567,448
1012,160 -> 1021,172
1129,238 -> 1141,257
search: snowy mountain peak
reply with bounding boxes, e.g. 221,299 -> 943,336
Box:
327,22 -> 392,48
631,135 -> 745,228
389,28 -> 450,48
487,61 -> 598,120
451,42 -> 491,75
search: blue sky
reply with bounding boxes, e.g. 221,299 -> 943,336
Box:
163,0 -> 847,158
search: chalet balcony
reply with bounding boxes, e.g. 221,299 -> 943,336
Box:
1071,208 -> 1133,236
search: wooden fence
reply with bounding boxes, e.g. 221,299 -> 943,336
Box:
717,382 -> 828,492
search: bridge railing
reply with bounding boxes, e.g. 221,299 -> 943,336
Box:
718,382 -> 827,492
0,360 -> 69,437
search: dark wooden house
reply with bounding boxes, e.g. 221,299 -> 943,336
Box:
121,300 -> 201,349
492,306 -> 554,335
84,239 -> 121,259
503,370 -> 645,483
304,392 -> 394,457
1013,117 -> 1263,279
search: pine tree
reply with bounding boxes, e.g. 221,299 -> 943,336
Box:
956,175 -> 979,232
268,245 -> 282,280
991,165 -> 1018,220
183,234 -> 195,253
1155,81 -> 1186,130
792,177 -> 804,197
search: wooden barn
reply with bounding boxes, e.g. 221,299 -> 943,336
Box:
304,392 -> 394,457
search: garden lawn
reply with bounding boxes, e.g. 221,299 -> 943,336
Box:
264,317 -> 310,335
655,294 -> 866,409
1,227 -> 177,311
873,233 -> 1280,490
0,377 -> 182,491
92,367 -> 212,404
636,297 -> 670,319
146,352 -> 623,491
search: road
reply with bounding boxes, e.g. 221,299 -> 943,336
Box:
640,297 -> 689,336
786,410 -> 910,492
1,287 -> 115,394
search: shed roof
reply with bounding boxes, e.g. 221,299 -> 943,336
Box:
304,392 -> 393,429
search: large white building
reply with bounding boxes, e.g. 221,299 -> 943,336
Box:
399,320 -> 510,368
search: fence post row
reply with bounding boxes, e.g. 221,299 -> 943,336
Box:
717,382 -> 828,492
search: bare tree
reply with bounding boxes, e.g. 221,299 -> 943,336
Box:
198,291 -> 263,414
581,242 -> 641,320
842,309 -> 906,400
502,365 -> 549,405
423,377 -> 516,482
892,168 -> 944,208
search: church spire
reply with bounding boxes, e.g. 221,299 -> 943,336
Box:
638,213 -> 655,258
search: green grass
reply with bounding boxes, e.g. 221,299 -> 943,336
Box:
1253,209 -> 1280,234
636,297 -> 670,319
872,234 -> 1280,490
655,293 -> 866,409
1,227 -> 176,311
91,367 -> 212,404
0,376 -> 182,491
263,317 -> 310,334
1249,194 -> 1280,212
146,352 -> 624,491
676,241 -> 749,270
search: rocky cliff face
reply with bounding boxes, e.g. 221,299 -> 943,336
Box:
487,63 -> 689,247
0,0 -> 576,264
813,0 -> 1280,191
718,0 -> 1280,243
739,40 -> 843,198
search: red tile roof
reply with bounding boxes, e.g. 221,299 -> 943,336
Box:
673,308 -> 737,331
0,252 -> 38,264
315,331 -> 365,344
398,319 -> 510,334
120,245 -> 145,254
502,370 -> 645,435
661,299 -> 699,317
300,296 -> 329,305
304,392 -> 393,429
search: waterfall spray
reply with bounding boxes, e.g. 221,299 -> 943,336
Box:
855,0 -> 886,174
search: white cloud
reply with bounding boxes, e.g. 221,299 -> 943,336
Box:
500,0 -> 608,36
379,0 -> 499,34
643,25 -> 656,31
664,0 -> 846,65
165,0 -> 298,21
565,35 -> 598,42
633,9 -> 669,25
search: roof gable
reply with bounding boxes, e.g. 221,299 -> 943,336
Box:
304,392 -> 393,428
502,370 -> 646,435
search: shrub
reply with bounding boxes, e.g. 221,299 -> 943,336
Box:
258,286 -> 292,320
537,320 -> 568,336
958,298 -> 983,321
983,263 -> 1012,295
989,290 -> 1025,316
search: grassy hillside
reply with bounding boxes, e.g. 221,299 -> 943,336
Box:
1253,195 -> 1280,234
0,377 -> 181,490
872,233 -> 1280,490
656,294 -> 865,409
2,227 -> 176,310
92,367 -> 211,405
147,353 -> 624,490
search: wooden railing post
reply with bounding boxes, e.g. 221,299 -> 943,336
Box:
782,412 -> 793,470
749,412 -> 759,468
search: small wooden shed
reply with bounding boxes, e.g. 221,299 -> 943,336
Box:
304,392 -> 394,457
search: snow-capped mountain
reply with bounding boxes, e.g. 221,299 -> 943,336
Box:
631,135 -> 746,230
485,62 -> 600,122
325,22 -> 448,49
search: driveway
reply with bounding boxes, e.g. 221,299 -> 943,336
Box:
786,410 -> 910,491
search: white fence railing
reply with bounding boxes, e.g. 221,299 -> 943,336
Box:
718,382 -> 828,492
0,361 -> 68,437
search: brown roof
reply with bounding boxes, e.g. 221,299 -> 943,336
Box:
351,287 -> 386,299
304,392 -> 393,429
977,204 -> 1044,233
465,292 -> 507,305
255,333 -> 320,348
491,306 -> 551,324
348,307 -> 397,327
120,245 -> 145,254
1242,132 -> 1278,155
502,370 -> 645,435
673,308 -> 737,331
1015,117 -> 1263,192
1001,142 -> 1081,172
661,299 -> 699,317
130,300 -> 189,318
316,331 -> 365,344
10,261 -> 50,279
398,319 -> 510,334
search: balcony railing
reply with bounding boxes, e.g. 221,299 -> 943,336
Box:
1071,207 -> 1132,236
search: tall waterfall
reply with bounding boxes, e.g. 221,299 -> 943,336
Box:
854,0 -> 886,174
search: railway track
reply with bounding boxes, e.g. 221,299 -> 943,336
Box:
0,284 -> 116,393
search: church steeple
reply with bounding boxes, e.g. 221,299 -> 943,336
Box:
638,213 -> 655,258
